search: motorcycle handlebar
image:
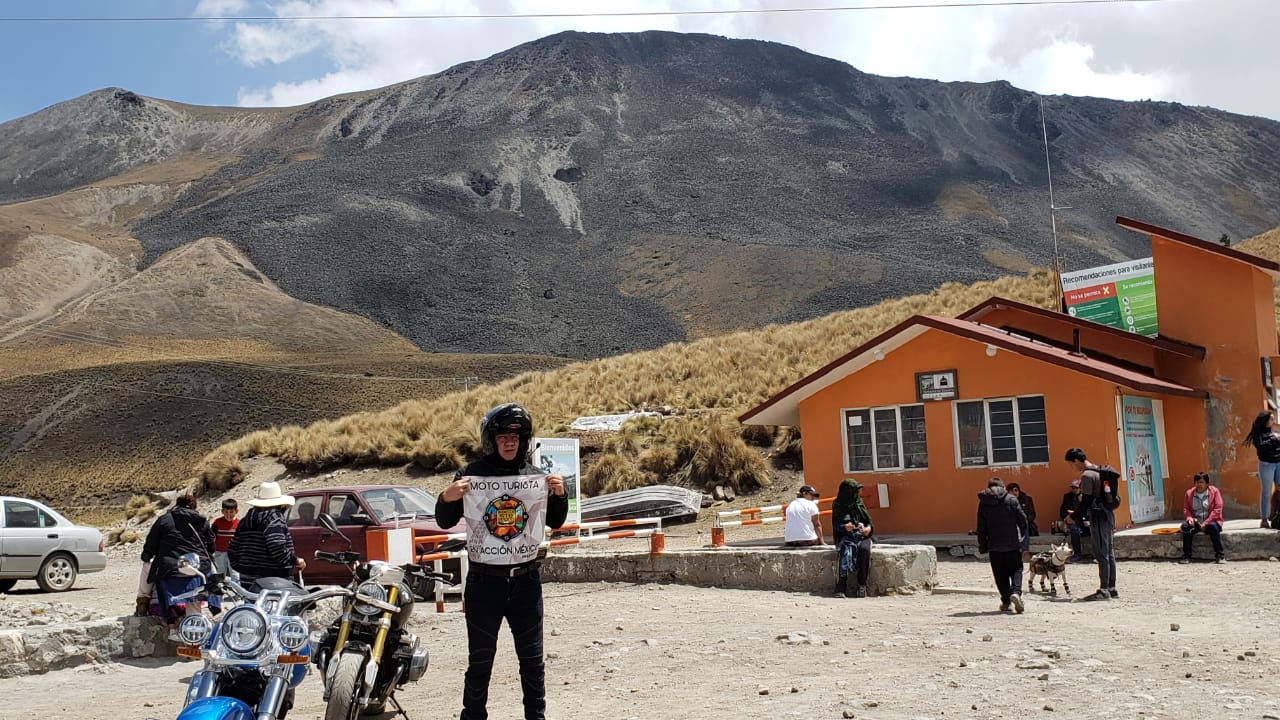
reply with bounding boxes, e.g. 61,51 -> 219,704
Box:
315,550 -> 362,565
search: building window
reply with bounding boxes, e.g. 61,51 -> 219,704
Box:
955,395 -> 1049,467
843,404 -> 928,472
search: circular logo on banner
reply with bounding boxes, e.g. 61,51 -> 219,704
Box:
484,494 -> 529,542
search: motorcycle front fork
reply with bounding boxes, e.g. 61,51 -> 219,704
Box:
256,674 -> 291,720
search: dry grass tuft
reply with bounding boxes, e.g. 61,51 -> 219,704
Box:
193,269 -> 1059,494
772,426 -> 803,460
123,495 -> 161,523
106,527 -> 141,545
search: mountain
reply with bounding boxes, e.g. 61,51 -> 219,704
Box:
3,30 -> 1280,362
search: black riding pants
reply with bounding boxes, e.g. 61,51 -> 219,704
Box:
988,549 -> 1023,604
460,568 -> 546,720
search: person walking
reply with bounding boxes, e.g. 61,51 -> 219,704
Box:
1058,478 -> 1088,561
830,478 -> 874,598
783,485 -> 825,547
1242,410 -> 1280,528
228,482 -> 305,588
140,493 -> 216,640
1065,448 -> 1119,600
1179,471 -> 1226,563
436,403 -> 568,720
976,478 -> 1028,613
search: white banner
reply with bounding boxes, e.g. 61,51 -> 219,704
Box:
462,475 -> 548,565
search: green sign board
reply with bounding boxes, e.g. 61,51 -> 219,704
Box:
1061,258 -> 1157,336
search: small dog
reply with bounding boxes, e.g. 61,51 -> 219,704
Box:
1027,542 -> 1072,595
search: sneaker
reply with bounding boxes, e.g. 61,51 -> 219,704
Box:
167,628 -> 181,642
999,602 -> 1011,612
1215,556 -> 1226,564
1010,594 -> 1025,614
1262,519 -> 1271,529
1178,557 -> 1191,564
1108,589 -> 1119,599
855,585 -> 868,598
1085,589 -> 1110,601
1069,554 -> 1083,563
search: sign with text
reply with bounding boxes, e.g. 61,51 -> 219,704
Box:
533,437 -> 582,528
1061,258 -> 1158,336
461,475 -> 548,565
1120,395 -> 1165,523
915,369 -> 958,402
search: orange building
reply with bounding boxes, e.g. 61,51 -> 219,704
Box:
740,217 -> 1280,533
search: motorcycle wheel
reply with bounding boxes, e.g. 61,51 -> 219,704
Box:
324,653 -> 366,720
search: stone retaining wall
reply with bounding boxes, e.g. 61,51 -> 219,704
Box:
542,544 -> 939,596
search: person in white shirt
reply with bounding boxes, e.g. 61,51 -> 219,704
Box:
783,485 -> 825,547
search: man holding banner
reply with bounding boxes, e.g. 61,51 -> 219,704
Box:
436,403 -> 568,720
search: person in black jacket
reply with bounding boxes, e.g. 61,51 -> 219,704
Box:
1243,410 -> 1280,528
140,493 -> 216,639
436,403 -> 568,720
1058,478 -> 1089,561
1065,447 -> 1118,600
228,482 -> 305,588
1006,482 -> 1038,561
976,478 -> 1029,613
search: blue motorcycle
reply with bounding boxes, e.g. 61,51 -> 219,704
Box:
169,553 -> 351,720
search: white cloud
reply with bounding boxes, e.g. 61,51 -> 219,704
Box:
194,0 -> 252,17
215,0 -> 1280,121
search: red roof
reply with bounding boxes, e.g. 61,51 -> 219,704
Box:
740,314 -> 1204,426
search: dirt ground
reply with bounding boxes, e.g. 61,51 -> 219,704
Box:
5,532 -> 1280,720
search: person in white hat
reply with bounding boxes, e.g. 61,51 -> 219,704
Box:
228,481 -> 305,588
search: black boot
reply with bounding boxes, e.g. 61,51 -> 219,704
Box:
834,575 -> 848,596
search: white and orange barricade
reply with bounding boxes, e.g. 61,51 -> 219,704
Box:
711,485 -> 889,547
412,517 -> 667,612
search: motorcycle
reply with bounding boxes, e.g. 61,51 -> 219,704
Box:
311,513 -> 456,720
168,552 -> 351,720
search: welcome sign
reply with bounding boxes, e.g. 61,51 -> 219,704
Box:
462,475 -> 548,565
534,437 -> 582,527
1061,258 -> 1158,336
1120,395 -> 1165,523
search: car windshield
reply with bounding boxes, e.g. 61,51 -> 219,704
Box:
362,487 -> 437,522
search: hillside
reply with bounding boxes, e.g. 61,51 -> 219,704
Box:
3,31 -> 1279,361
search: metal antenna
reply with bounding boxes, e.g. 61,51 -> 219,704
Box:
1040,94 -> 1070,310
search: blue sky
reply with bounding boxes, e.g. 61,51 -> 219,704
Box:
3,0 -> 1278,124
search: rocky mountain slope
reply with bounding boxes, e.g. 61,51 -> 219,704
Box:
3,31 -> 1279,361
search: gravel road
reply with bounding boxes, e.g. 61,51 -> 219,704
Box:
4,542 -> 1279,720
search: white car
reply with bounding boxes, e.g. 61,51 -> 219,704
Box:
0,496 -> 107,592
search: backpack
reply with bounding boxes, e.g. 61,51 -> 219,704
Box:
1095,465 -> 1122,511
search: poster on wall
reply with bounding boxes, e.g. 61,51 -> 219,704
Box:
533,437 -> 582,528
1061,258 -> 1158,336
1120,395 -> 1165,523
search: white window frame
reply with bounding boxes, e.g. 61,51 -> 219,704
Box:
841,404 -> 927,472
952,395 -> 1049,468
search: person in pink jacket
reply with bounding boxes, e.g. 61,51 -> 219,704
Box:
1178,471 -> 1225,564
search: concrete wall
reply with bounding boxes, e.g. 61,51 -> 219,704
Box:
542,544 -> 938,596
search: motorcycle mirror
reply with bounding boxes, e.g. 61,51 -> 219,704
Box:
318,513 -> 340,533
317,513 -> 353,549
177,552 -> 202,576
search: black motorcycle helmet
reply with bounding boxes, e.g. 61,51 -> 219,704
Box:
480,403 -> 534,466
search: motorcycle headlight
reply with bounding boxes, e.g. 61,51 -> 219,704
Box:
277,618 -> 308,652
220,606 -> 267,654
354,581 -> 387,616
178,614 -> 213,646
